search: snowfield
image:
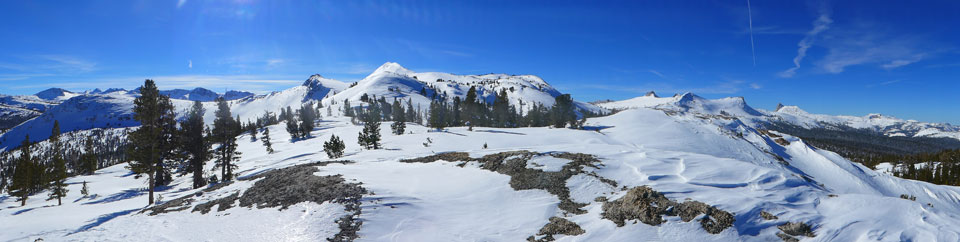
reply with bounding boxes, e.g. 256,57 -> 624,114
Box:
5,105 -> 960,241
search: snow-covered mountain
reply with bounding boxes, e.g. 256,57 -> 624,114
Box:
128,87 -> 255,102
327,62 -> 604,114
34,88 -> 81,101
0,62 -> 603,150
598,92 -> 960,141
0,91 -> 72,130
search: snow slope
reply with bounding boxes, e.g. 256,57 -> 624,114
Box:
4,103 -> 960,241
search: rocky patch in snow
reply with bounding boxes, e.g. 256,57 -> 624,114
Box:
776,221 -> 815,242
402,150 -> 604,215
527,217 -> 585,242
601,186 -> 735,234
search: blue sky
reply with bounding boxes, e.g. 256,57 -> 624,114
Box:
1,0 -> 959,123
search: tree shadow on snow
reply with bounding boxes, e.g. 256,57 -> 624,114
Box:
473,129 -> 527,135
68,208 -> 139,235
582,125 -> 613,131
282,152 -> 318,162
427,129 -> 466,136
82,188 -> 147,205
12,207 -> 38,215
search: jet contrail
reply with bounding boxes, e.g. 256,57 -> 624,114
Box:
747,0 -> 757,66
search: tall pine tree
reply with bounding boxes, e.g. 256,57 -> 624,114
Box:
127,79 -> 177,205
390,99 -> 406,135
181,101 -> 210,188
47,121 -> 68,205
9,135 -> 35,206
262,127 -> 274,153
212,97 -> 241,181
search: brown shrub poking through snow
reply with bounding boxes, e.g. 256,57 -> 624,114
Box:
601,186 -> 735,234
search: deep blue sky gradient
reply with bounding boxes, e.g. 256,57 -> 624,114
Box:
1,0 -> 958,123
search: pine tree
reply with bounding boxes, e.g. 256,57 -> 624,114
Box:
262,127 -> 275,153
212,97 -> 241,181
80,181 -> 89,197
327,105 -> 333,117
464,86 -> 478,126
127,79 -> 177,205
342,99 -> 354,117
550,94 -> 576,128
248,121 -> 258,141
9,135 -> 35,206
182,101 -> 210,188
46,121 -> 68,205
357,104 -> 382,149
428,101 -> 446,131
298,102 -> 316,138
324,135 -> 346,159
405,98 -> 416,123
391,99 -> 406,135
493,88 -> 511,127
79,136 -> 98,175
46,154 -> 68,205
285,111 -> 300,140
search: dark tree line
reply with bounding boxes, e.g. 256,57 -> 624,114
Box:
344,86 -> 591,132
891,149 -> 960,186
423,86 -> 586,130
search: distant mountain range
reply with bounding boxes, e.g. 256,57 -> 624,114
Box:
2,62 -> 958,151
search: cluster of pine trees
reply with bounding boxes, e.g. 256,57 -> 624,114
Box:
126,80 -> 246,205
0,127 -> 123,198
5,121 -> 78,206
346,86 -> 588,132
425,87 -> 585,130
282,102 -> 322,140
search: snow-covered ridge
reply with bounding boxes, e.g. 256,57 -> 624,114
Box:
330,62 -> 603,114
600,92 -> 960,140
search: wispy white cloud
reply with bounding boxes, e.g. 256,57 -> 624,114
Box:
177,0 -> 187,8
188,60 -> 193,69
397,39 -> 474,59
0,55 -> 97,74
749,83 -> 762,89
817,31 -> 931,73
779,10 -> 832,78
867,79 -> 902,88
647,70 -> 666,78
